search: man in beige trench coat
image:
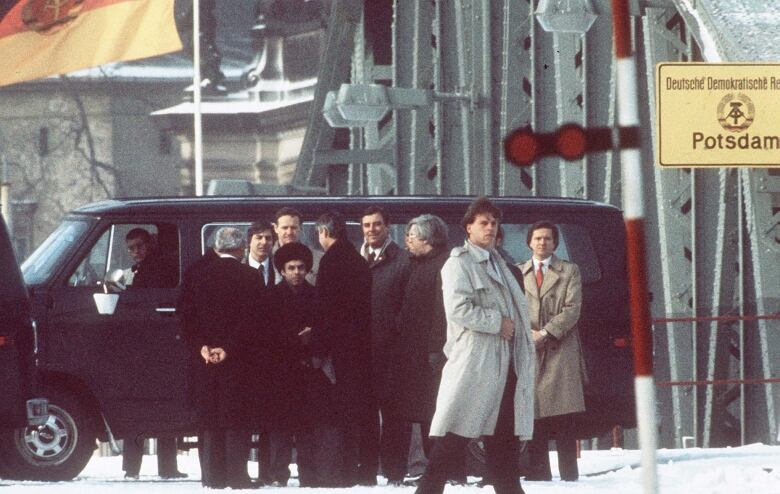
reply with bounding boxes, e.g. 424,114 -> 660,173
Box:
519,220 -> 585,482
415,197 -> 535,494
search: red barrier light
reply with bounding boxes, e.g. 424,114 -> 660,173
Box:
556,124 -> 587,160
504,128 -> 538,167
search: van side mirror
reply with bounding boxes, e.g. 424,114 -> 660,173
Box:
103,269 -> 127,292
93,293 -> 119,315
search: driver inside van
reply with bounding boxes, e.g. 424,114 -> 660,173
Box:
123,228 -> 178,289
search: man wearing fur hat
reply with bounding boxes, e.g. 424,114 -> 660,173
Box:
265,242 -> 343,487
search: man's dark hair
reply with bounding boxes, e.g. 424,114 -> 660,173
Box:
360,205 -> 390,226
126,228 -> 152,244
316,211 -> 347,241
247,221 -> 277,244
461,196 -> 502,231
526,220 -> 560,249
274,207 -> 303,224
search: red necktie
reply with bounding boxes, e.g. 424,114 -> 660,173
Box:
536,263 -> 544,289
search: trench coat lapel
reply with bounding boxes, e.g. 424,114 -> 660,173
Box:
465,242 -> 505,288
538,262 -> 560,299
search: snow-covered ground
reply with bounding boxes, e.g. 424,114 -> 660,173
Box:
1,444 -> 778,493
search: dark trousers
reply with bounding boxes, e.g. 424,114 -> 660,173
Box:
296,424 -> 346,487
526,414 -> 579,481
200,429 -> 251,488
257,431 -> 293,484
359,405 -> 412,483
418,421 -> 467,482
416,369 -> 523,494
122,437 -> 178,477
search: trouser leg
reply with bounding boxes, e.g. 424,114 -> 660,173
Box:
525,430 -> 552,481
257,432 -> 272,484
295,429 -> 316,487
224,429 -> 251,486
200,429 -> 226,488
555,437 -> 579,481
356,405 -> 380,484
267,431 -> 293,484
414,434 -> 470,494
156,437 -> 179,476
380,411 -> 411,482
316,425 -> 347,487
419,421 -> 465,483
484,369 -> 522,494
122,436 -> 143,476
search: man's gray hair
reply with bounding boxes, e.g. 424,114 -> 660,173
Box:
214,227 -> 246,252
408,214 -> 449,248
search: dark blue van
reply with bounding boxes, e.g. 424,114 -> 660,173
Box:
8,196 -> 635,480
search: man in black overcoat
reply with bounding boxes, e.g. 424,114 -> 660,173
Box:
313,211 -> 373,486
183,227 -> 262,489
358,206 -> 411,485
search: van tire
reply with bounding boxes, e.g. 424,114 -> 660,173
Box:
0,388 -> 96,481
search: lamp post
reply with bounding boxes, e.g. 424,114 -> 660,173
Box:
535,0 -> 598,34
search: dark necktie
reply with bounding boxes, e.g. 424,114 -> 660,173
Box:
258,264 -> 266,287
367,251 -> 376,264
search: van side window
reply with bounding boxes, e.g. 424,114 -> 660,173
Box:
68,223 -> 180,288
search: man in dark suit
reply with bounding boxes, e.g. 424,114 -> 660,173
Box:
246,222 -> 275,289
358,206 -> 411,486
313,211 -> 373,486
183,227 -> 262,489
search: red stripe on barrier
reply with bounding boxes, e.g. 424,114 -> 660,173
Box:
611,0 -> 632,59
657,377 -> 780,387
626,218 -> 653,376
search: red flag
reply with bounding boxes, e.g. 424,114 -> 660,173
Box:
0,0 -> 182,87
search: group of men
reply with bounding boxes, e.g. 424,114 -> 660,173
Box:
123,198 -> 587,493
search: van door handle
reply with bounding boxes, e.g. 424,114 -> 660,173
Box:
155,307 -> 177,314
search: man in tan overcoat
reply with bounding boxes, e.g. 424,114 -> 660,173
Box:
415,197 -> 534,494
519,220 -> 585,482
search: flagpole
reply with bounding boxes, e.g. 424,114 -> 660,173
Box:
193,0 -> 204,196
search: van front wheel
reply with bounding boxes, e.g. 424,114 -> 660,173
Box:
0,388 -> 96,481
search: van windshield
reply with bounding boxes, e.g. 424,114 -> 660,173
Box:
22,219 -> 92,286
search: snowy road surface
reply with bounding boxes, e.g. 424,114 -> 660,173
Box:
0,444 -> 778,493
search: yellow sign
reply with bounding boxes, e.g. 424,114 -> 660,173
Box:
656,63 -> 780,167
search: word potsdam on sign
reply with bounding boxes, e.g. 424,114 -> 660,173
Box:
657,63 -> 780,167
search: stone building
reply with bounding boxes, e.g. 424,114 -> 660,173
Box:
0,0 -> 325,259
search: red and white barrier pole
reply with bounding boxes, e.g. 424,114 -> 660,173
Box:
611,1 -> 658,493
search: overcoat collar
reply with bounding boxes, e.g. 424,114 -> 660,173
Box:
520,254 -> 563,298
364,239 -> 398,267
464,241 -> 505,287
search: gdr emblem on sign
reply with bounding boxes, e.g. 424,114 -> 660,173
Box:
717,93 -> 754,133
